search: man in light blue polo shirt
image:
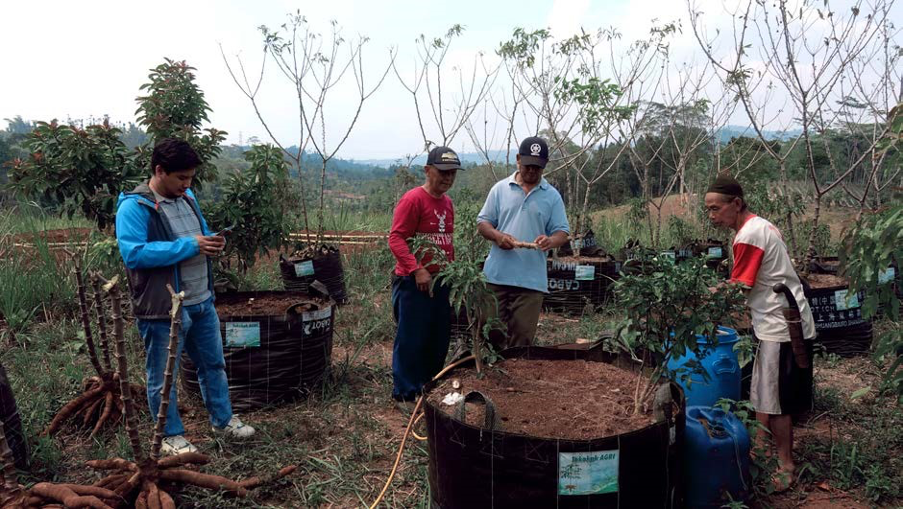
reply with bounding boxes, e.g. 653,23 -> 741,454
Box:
477,136 -> 570,348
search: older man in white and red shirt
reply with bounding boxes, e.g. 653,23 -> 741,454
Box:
387,146 -> 462,407
705,175 -> 816,491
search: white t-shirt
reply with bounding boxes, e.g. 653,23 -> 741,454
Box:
731,215 -> 816,342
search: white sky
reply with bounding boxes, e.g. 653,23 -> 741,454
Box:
1,0 -> 900,160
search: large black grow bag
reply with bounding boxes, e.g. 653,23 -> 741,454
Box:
181,291 -> 334,411
279,249 -> 348,304
424,345 -> 685,509
544,258 -> 622,314
803,283 -> 872,357
0,361 -> 28,469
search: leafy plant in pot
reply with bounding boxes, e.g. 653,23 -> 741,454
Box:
408,214 -> 505,374
208,144 -> 292,285
612,254 -> 747,414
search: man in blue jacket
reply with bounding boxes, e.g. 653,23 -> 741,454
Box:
116,138 -> 254,456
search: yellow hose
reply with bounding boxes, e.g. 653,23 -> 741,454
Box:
368,355 -> 476,509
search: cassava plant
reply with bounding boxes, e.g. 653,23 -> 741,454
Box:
839,104 -> 903,397
613,255 -> 746,414
80,279 -> 295,508
409,207 -> 505,374
41,262 -> 145,439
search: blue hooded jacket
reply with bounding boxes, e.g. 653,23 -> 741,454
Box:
115,182 -> 214,319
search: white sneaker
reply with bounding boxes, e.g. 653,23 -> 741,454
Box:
212,416 -> 255,439
160,435 -> 198,456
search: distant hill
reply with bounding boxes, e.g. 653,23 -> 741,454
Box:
716,125 -> 802,144
225,125 -> 801,173
353,149 -> 518,169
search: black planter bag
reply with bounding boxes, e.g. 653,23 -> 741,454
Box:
424,345 -> 685,509
181,291 -> 334,411
0,361 -> 28,469
279,248 -> 348,304
802,282 -> 872,357
543,258 -> 622,314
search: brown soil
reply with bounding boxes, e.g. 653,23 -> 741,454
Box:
215,295 -> 331,316
427,358 -> 656,440
10,228 -> 94,244
805,273 -> 849,289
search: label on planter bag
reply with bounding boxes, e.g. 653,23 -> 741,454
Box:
879,267 -> 896,284
302,307 -> 333,336
294,260 -> 315,277
575,265 -> 595,281
224,322 -> 260,347
558,449 -> 619,496
834,289 -> 860,311
707,246 -> 723,258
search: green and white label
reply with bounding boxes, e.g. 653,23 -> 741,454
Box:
834,289 -> 860,311
575,265 -> 595,281
558,450 -> 619,496
707,246 -> 723,258
224,322 -> 260,347
294,260 -> 315,277
879,267 -> 895,285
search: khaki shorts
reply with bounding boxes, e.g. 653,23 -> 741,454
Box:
750,337 -> 814,415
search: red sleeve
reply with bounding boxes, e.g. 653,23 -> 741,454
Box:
731,242 -> 764,287
388,194 -> 422,276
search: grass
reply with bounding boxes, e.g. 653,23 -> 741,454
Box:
0,204 -> 93,234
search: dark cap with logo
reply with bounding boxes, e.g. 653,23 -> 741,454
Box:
426,146 -> 463,171
518,136 -> 549,168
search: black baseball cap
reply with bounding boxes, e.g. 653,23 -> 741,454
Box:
426,146 -> 462,171
518,136 -> 549,168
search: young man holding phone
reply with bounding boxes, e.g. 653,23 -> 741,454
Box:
115,138 -> 253,456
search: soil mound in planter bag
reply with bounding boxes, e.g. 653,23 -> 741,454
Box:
280,247 -> 348,304
0,362 -> 28,469
544,256 -> 621,313
424,344 -> 685,509
802,274 -> 872,357
181,291 -> 334,411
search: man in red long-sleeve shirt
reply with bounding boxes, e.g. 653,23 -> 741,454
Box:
387,146 -> 462,406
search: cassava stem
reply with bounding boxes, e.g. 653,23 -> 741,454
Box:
91,273 -> 113,371
103,276 -> 144,462
151,284 -> 184,460
75,259 -> 104,378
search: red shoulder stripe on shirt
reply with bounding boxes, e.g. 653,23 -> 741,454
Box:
731,242 -> 764,287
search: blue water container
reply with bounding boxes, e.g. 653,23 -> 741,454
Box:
684,406 -> 750,507
667,327 -> 740,407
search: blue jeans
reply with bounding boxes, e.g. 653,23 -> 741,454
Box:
392,274 -> 451,401
137,297 -> 232,436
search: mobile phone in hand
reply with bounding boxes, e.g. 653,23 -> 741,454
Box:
214,224 -> 236,236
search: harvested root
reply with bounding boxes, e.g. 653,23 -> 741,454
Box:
80,282 -> 296,509
41,268 -> 147,439
238,465 -> 298,489
1,418 -> 116,510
